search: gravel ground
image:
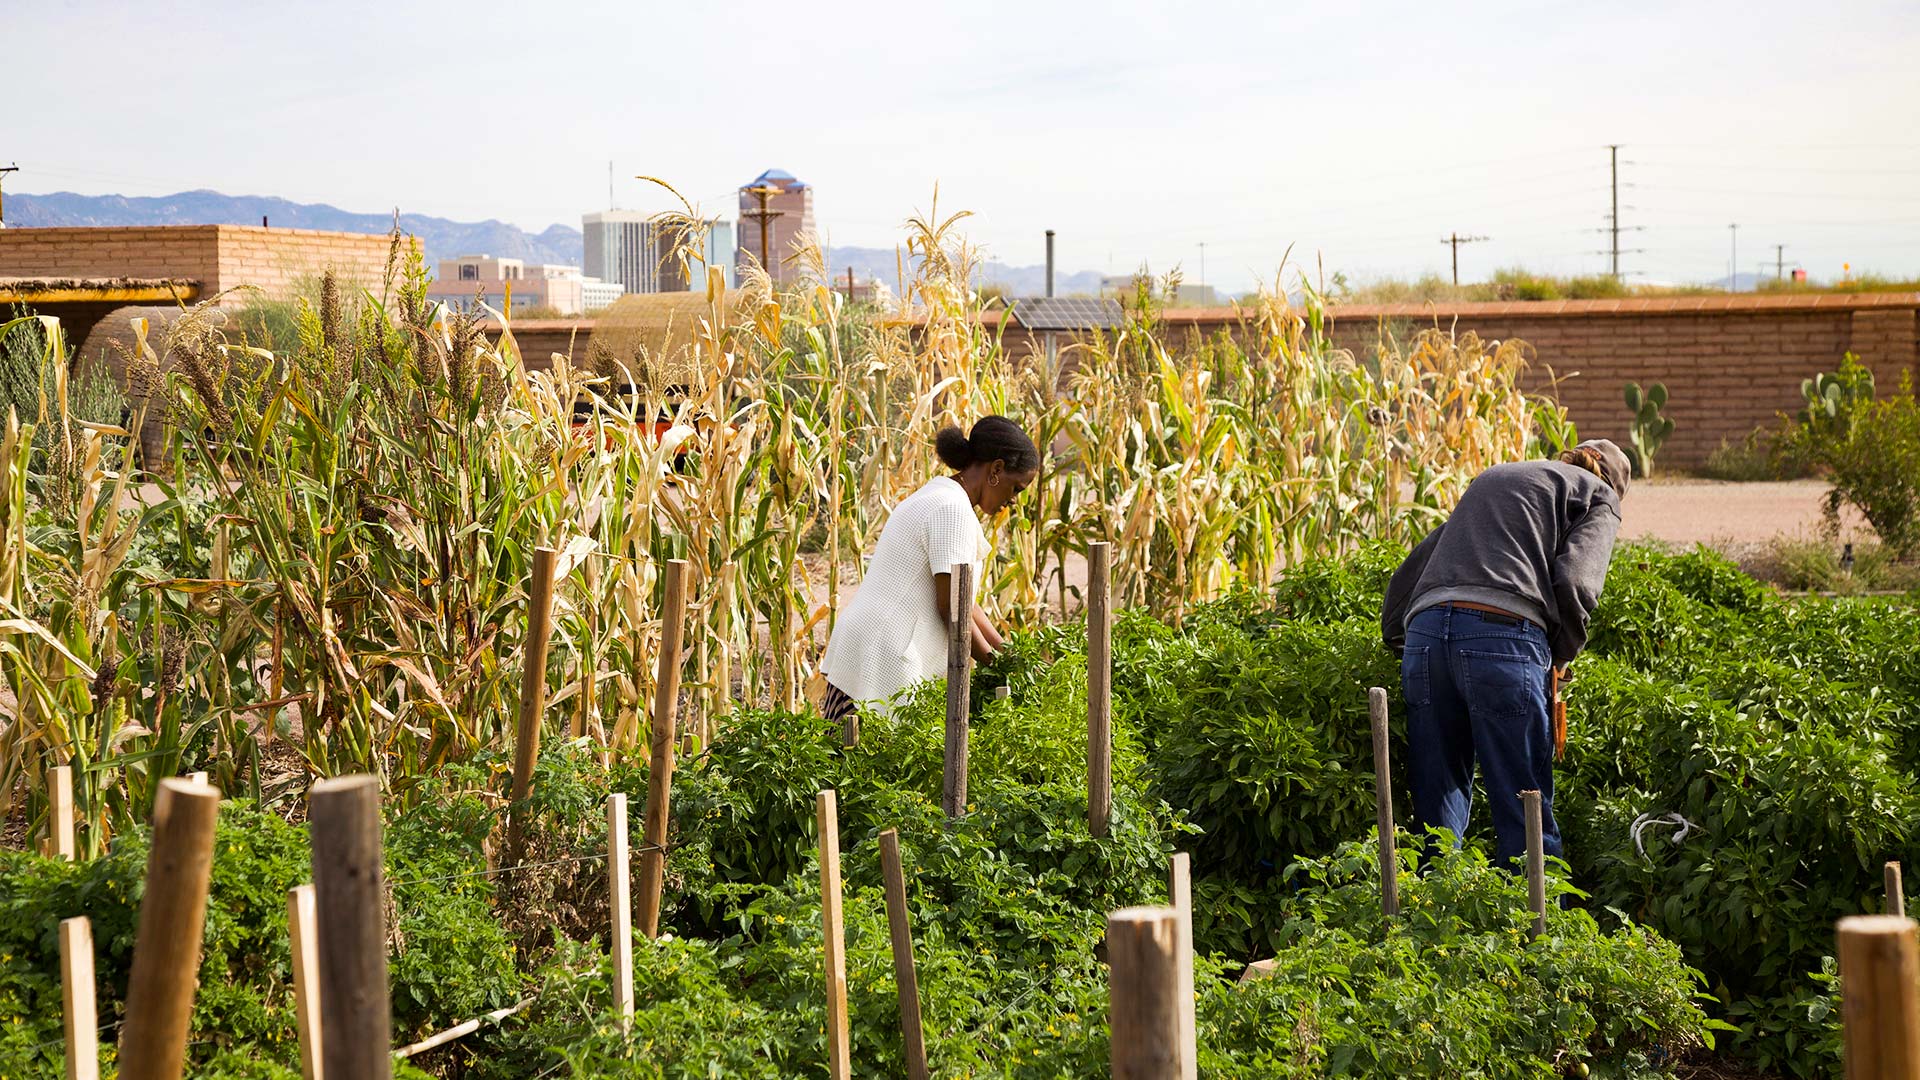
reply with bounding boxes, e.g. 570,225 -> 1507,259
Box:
1619,478 -> 1866,549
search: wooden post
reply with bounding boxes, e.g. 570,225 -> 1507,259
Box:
818,791 -> 851,1080
1520,789 -> 1547,940
60,916 -> 98,1080
1168,854 -> 1197,1080
1108,905 -> 1180,1080
1890,862 -> 1907,920
1088,541 -> 1112,838
287,886 -> 322,1080
1368,686 -> 1398,916
608,793 -> 634,1031
309,775 -> 391,1080
879,829 -> 929,1080
505,546 -> 560,867
637,559 -> 689,938
1836,915 -> 1920,1079
51,763 -> 76,861
942,562 -> 974,819
118,778 -> 219,1080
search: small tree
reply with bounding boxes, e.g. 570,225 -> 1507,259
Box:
1780,355 -> 1920,558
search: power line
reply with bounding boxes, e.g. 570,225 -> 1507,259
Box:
1439,232 -> 1488,285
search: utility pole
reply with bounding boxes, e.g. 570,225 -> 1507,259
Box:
1608,145 -> 1621,281
1728,223 -> 1739,291
1774,243 -> 1786,282
1439,233 -> 1488,287
741,184 -> 786,279
0,164 -> 18,229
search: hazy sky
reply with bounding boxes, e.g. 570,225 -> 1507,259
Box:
9,0 -> 1920,291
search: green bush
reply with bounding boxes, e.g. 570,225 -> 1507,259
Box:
1202,838 -> 1721,1078
1780,357 -> 1920,557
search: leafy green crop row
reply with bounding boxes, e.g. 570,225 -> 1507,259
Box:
10,543 -> 1880,1077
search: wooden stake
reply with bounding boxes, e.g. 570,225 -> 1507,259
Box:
287,885 -> 322,1080
505,546 -> 560,867
1836,914 -> 1920,1079
1368,686 -> 1398,916
1890,862 -> 1907,920
60,916 -> 98,1080
1108,905 -> 1180,1080
608,793 -> 634,1031
1088,542 -> 1112,838
637,558 -> 690,938
309,775 -> 391,1080
942,562 -> 974,819
1169,853 -> 1197,1080
879,829 -> 929,1080
118,778 -> 220,1080
51,763 -> 76,861
818,791 -> 851,1080
1520,789 -> 1547,940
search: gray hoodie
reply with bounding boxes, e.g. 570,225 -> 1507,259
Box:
1381,459 -> 1622,665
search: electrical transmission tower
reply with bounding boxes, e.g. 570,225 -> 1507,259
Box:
1591,146 -> 1643,278
0,164 -> 18,229
1439,233 -> 1488,286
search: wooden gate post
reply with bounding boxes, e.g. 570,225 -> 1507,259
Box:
1520,789 -> 1547,940
506,546 -> 560,867
1369,687 -> 1399,916
310,775 -> 391,1080
879,829 -> 929,1080
60,916 -> 98,1080
117,778 -> 220,1080
942,563 -> 975,819
1088,542 -> 1112,838
637,558 -> 690,939
1108,905 -> 1181,1080
1836,914 -> 1920,1079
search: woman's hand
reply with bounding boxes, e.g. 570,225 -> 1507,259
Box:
970,606 -> 1003,664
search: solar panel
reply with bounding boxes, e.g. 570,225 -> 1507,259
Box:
1010,297 -> 1124,332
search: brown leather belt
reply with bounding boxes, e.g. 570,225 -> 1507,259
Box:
1443,600 -> 1524,620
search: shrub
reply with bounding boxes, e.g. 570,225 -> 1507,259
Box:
1700,430 -> 1780,482
1205,838 -> 1722,1078
1780,357 -> 1920,557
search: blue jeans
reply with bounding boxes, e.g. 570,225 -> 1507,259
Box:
1401,605 -> 1561,866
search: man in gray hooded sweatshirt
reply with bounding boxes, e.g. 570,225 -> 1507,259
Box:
1381,439 -> 1632,866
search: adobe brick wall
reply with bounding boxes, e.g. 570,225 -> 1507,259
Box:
0,225 -> 409,303
477,293 -> 1920,472
1152,294 -> 1920,469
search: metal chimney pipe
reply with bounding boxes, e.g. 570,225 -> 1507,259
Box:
1045,230 -> 1055,298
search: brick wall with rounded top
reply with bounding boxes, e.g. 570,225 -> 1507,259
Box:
1,225 -> 410,303
1149,296 -> 1919,469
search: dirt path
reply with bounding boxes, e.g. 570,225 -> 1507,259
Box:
1619,478 -> 1865,548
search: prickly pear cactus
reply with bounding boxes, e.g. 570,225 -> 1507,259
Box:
1622,380 -> 1674,478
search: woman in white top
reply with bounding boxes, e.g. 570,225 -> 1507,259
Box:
820,416 -> 1041,726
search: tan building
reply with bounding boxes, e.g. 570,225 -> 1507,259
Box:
425,254 -> 618,316
0,223 -> 407,344
736,169 -> 816,286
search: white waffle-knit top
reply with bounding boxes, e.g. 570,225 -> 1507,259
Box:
822,475 -> 987,715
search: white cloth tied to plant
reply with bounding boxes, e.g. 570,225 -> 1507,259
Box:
1630,812 -> 1702,860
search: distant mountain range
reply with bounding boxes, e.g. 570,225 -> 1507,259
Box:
8,190 -> 1106,297
825,246 -> 1109,298
8,190 -> 585,268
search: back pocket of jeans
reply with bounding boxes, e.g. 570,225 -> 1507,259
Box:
1459,649 -> 1544,717
1400,646 -> 1432,709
